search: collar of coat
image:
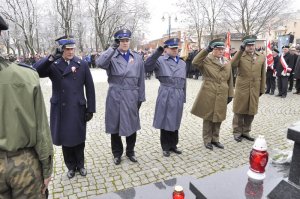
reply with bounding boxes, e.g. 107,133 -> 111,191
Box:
114,49 -> 135,58
242,51 -> 261,57
54,56 -> 82,66
207,53 -> 229,66
163,54 -> 180,61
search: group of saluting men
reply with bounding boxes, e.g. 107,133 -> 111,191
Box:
1,13 -> 268,198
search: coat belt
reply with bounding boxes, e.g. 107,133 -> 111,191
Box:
109,84 -> 139,90
160,83 -> 184,89
202,77 -> 227,83
237,75 -> 261,81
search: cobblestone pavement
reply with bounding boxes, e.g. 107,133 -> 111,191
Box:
41,69 -> 299,199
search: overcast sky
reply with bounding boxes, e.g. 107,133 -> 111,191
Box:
145,0 -> 300,41
145,0 -> 179,40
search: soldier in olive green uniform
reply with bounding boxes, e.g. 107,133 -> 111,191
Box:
231,35 -> 266,142
191,39 -> 234,150
0,16 -> 53,199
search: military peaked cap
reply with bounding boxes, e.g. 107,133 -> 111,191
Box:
209,38 -> 225,49
282,45 -> 290,49
242,35 -> 257,45
164,38 -> 180,48
55,35 -> 76,48
114,29 -> 132,40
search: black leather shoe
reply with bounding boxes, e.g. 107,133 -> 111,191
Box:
234,135 -> 242,142
163,151 -> 170,157
127,155 -> 138,162
275,94 -> 282,97
67,170 -> 75,179
170,148 -> 182,154
211,142 -> 224,149
241,134 -> 255,141
78,168 -> 87,176
113,157 -> 121,165
205,143 -> 213,150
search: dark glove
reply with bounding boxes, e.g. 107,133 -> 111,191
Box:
240,43 -> 246,51
259,93 -> 263,97
48,46 -> 62,61
85,112 -> 93,122
157,46 -> 164,52
206,45 -> 213,53
227,97 -> 233,104
138,101 -> 142,110
111,40 -> 120,50
163,44 -> 169,49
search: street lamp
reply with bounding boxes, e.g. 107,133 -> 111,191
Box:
161,13 -> 178,39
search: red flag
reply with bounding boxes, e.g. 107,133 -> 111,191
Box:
224,32 -> 231,60
266,39 -> 274,69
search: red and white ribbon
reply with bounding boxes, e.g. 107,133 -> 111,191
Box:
280,54 -> 291,76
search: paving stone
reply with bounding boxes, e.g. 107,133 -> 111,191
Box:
40,70 -> 298,198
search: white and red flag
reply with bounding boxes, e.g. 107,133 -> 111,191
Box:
266,39 -> 274,69
224,32 -> 231,60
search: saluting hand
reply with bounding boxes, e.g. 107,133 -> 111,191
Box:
48,46 -> 62,61
111,40 -> 120,50
240,43 -> 246,51
206,45 -> 213,53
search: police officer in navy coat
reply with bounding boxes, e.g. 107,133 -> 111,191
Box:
96,29 -> 145,165
33,36 -> 96,178
145,38 -> 186,157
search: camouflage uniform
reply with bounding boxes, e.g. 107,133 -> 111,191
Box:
0,56 -> 53,199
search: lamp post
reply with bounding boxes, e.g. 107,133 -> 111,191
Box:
161,13 -> 177,39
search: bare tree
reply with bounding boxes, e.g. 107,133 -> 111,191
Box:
224,0 -> 288,36
89,0 -> 150,51
0,0 -> 37,56
200,0 -> 226,40
56,0 -> 74,36
178,0 -> 206,49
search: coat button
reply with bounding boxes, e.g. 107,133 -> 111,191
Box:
62,89 -> 65,93
62,103 -> 66,106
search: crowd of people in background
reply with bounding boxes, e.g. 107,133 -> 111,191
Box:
2,42 -> 300,97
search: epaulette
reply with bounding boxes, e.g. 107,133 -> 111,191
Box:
18,62 -> 36,71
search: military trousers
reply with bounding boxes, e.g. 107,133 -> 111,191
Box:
160,129 -> 179,151
0,148 -> 46,199
202,120 -> 221,145
62,142 -> 85,171
232,113 -> 254,136
111,132 -> 136,158
277,76 -> 288,96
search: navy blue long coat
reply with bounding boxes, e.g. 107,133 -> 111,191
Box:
96,47 -> 145,136
145,48 -> 186,131
33,56 -> 96,147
